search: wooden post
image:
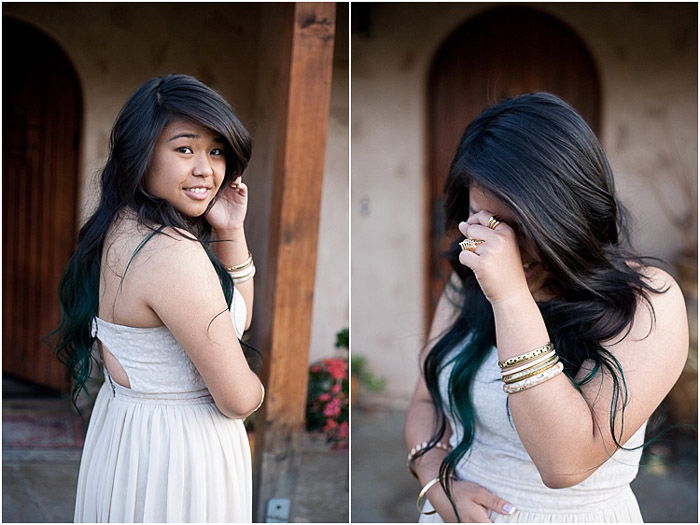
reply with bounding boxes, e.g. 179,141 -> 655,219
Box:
252,3 -> 336,521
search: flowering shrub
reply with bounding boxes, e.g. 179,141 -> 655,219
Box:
306,357 -> 349,449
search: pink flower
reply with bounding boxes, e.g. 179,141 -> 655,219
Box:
337,421 -> 348,440
331,383 -> 342,394
324,358 -> 348,380
311,365 -> 321,373
319,393 -> 330,402
323,419 -> 338,432
323,398 -> 341,417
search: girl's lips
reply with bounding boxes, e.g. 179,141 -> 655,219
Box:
183,187 -> 211,201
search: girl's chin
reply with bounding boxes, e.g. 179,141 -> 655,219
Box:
173,202 -> 211,219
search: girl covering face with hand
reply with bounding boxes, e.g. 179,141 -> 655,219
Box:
51,74 -> 263,523
405,92 -> 688,523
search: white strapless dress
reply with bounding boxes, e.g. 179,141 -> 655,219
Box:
419,346 -> 646,523
74,288 -> 251,523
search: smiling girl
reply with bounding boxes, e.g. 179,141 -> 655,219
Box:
405,93 -> 688,523
52,74 -> 263,522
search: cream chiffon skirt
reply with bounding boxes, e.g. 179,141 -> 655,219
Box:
74,380 -> 252,522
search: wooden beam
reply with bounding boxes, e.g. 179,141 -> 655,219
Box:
252,3 -> 336,521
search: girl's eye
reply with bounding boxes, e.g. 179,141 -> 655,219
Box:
175,146 -> 193,154
211,148 -> 224,157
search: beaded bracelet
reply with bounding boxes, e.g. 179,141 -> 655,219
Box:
407,441 -> 451,479
407,441 -> 451,463
503,361 -> 564,394
498,342 -> 553,369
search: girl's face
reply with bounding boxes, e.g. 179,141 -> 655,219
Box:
144,118 -> 226,217
468,183 -> 551,301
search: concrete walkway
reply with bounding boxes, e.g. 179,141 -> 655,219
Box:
352,407 -> 698,523
3,377 -> 348,523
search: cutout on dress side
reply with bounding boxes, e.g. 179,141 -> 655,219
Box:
98,341 -> 132,389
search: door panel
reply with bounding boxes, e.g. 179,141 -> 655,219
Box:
3,17 -> 81,391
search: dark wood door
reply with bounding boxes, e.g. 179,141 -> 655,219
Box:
3,17 -> 81,391
426,6 -> 601,326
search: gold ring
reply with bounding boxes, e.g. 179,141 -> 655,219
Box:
487,216 -> 502,230
459,237 -> 485,252
230,182 -> 239,189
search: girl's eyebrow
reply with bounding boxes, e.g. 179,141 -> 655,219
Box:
168,133 -> 198,141
168,133 -> 225,143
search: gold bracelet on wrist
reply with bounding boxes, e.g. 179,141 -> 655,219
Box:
498,342 -> 554,369
229,265 -> 256,283
502,356 -> 560,384
500,349 -> 555,376
225,253 -> 253,272
416,476 -> 441,515
503,361 -> 564,394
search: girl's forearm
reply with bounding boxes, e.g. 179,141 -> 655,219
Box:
492,294 -> 597,487
405,398 -> 452,484
405,398 -> 459,522
213,227 -> 254,328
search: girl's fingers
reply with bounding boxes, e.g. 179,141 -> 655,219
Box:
466,210 -> 495,226
465,223 -> 495,240
458,248 -> 480,267
473,488 -> 517,516
459,221 -> 494,237
467,504 -> 493,523
458,223 -> 498,247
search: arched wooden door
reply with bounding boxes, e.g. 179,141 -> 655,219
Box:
3,17 -> 82,392
426,6 -> 601,324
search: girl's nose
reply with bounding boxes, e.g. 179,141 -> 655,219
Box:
192,153 -> 214,176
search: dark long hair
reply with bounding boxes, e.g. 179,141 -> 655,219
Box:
49,74 -> 260,408
420,92 -> 664,516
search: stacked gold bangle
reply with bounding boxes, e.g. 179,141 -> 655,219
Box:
226,253 -> 256,284
498,342 -> 553,368
499,342 -> 563,393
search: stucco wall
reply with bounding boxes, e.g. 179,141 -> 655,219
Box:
4,3 -> 349,364
351,3 -> 697,406
309,6 -> 350,362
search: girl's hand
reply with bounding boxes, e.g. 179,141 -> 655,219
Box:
457,211 -> 530,305
205,176 -> 248,232
429,480 -> 516,523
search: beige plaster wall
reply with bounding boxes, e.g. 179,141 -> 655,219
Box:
309,6 -> 350,362
351,3 -> 697,406
5,3 -> 349,363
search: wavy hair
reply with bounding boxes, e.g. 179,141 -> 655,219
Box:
48,74 -> 260,409
418,92 -> 664,518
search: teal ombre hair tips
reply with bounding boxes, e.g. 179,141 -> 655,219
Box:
47,75 -> 259,410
